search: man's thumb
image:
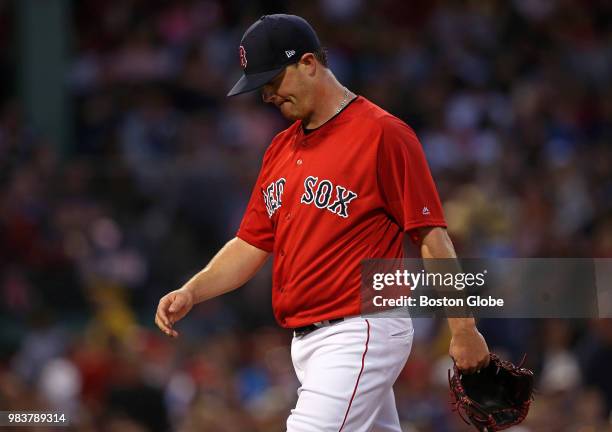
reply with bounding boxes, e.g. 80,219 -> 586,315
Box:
169,296 -> 184,313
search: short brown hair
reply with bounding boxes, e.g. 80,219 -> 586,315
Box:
313,47 -> 329,67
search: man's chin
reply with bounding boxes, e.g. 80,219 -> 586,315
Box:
279,106 -> 300,121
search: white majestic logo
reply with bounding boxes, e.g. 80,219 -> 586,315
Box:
422,206 -> 430,215
285,50 -> 296,58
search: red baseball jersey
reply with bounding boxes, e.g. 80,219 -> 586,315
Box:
237,96 -> 446,328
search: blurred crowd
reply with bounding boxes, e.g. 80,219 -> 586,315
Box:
1,0 -> 611,430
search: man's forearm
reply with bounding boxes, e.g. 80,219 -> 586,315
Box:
181,237 -> 270,304
419,227 -> 476,332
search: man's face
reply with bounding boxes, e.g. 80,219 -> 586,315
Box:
261,62 -> 312,121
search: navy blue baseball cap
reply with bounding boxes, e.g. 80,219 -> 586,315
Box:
227,14 -> 321,97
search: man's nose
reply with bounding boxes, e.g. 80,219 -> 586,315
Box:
261,86 -> 274,103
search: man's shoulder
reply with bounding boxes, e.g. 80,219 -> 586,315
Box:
354,98 -> 421,157
352,97 -> 417,138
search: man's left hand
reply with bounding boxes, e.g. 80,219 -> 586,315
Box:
449,325 -> 490,374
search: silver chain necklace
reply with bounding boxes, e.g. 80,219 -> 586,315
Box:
335,87 -> 351,115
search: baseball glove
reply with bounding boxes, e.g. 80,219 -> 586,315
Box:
448,353 -> 534,432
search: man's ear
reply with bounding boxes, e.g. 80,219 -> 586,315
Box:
298,53 -> 317,77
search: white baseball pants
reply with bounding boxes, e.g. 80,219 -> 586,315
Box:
287,316 -> 413,432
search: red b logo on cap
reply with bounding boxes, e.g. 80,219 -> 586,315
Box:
239,45 -> 247,69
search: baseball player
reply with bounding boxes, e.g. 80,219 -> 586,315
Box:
155,14 -> 490,431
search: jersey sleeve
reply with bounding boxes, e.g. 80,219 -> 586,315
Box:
377,117 -> 447,240
236,160 -> 275,253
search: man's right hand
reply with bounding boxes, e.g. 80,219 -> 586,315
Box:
155,288 -> 195,337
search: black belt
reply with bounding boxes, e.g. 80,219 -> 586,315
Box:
293,318 -> 345,337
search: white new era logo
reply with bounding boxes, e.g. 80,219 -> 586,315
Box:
285,50 -> 296,58
422,206 -> 430,215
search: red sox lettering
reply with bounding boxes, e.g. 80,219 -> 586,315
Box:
263,178 -> 286,217
300,176 -> 358,218
263,175 -> 359,219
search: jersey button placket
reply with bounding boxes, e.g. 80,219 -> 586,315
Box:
285,148 -> 300,224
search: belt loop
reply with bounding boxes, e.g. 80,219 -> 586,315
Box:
293,317 -> 345,338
